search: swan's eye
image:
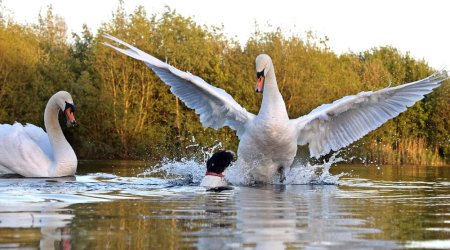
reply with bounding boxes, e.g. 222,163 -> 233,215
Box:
256,70 -> 264,79
65,102 -> 75,113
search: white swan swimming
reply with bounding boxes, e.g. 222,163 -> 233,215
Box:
104,35 -> 447,183
0,91 -> 77,177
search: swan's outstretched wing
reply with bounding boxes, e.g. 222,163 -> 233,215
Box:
0,123 -> 52,176
291,71 -> 448,158
103,34 -> 255,138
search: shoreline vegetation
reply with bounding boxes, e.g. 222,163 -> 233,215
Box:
0,3 -> 448,166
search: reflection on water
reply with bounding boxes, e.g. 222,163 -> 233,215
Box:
0,161 -> 449,249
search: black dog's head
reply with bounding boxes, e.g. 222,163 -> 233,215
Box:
206,150 -> 235,174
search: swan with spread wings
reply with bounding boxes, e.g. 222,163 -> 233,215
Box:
104,34 -> 447,183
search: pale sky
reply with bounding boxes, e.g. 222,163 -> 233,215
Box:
2,0 -> 450,69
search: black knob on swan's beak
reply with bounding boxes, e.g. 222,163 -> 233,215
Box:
66,119 -> 76,127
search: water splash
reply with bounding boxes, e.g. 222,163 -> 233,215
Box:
141,145 -> 347,186
140,143 -> 224,185
225,152 -> 346,185
283,153 -> 347,185
141,157 -> 206,184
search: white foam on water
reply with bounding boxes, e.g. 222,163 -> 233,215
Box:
141,157 -> 206,184
225,152 -> 347,185
142,147 -> 347,186
283,153 -> 347,185
140,142 -> 226,184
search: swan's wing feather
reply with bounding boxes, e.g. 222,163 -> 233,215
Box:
0,123 -> 52,176
292,71 -> 448,158
103,34 -> 254,137
22,123 -> 53,158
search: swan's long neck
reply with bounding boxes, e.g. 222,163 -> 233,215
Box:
44,96 -> 77,176
258,65 -> 289,121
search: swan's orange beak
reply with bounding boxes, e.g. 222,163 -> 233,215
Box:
256,76 -> 264,93
65,105 -> 76,127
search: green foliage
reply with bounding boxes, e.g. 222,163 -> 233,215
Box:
0,4 -> 448,164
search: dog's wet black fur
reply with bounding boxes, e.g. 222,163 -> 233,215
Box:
206,150 -> 235,174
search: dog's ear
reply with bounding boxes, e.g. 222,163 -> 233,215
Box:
225,150 -> 236,160
228,152 -> 234,162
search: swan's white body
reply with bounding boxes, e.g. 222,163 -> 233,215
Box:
0,91 -> 77,177
104,35 -> 447,183
238,67 -> 298,181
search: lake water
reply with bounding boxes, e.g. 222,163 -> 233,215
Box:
0,159 -> 449,249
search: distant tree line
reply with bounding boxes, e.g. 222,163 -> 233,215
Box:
0,3 -> 448,165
